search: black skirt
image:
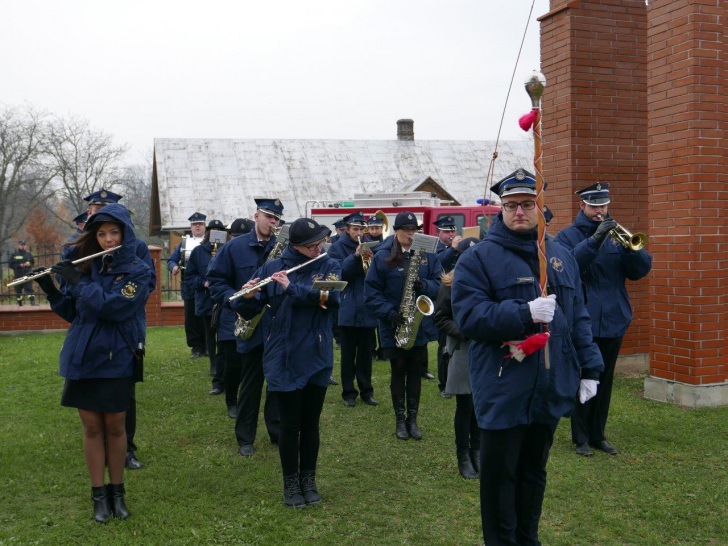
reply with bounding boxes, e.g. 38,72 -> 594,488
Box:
61,377 -> 131,413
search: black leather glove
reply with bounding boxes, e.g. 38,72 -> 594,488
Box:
51,260 -> 81,286
591,218 -> 617,246
387,310 -> 405,327
32,268 -> 60,297
413,279 -> 425,295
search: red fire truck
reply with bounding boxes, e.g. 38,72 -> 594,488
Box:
307,192 -> 501,239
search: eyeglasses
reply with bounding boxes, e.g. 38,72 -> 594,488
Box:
502,200 -> 537,212
303,240 -> 324,250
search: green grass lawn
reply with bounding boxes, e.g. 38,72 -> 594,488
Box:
0,327 -> 726,545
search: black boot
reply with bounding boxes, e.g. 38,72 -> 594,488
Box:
17,297 -> 23,307
406,397 -> 422,441
393,398 -> 408,440
109,483 -> 130,519
470,449 -> 481,474
300,470 -> 322,505
457,450 -> 479,479
283,473 -> 306,508
91,486 -> 111,523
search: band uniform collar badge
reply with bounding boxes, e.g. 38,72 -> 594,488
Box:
121,281 -> 139,299
549,257 -> 564,272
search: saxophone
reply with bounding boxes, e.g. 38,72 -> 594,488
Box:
234,225 -> 289,340
394,248 -> 434,349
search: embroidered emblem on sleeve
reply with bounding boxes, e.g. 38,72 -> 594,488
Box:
121,281 -> 139,298
326,272 -> 341,281
549,257 -> 564,272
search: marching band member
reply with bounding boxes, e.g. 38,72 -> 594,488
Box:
364,211 -> 441,441
363,215 -> 385,243
185,219 -> 227,396
232,217 -> 341,508
207,199 -> 283,450
167,212 -> 207,359
34,203 -> 153,523
328,211 -> 378,407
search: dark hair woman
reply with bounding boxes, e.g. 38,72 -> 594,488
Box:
364,211 -> 442,441
33,204 -> 153,523
232,217 -> 342,508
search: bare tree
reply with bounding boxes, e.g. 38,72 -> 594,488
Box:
46,115 -> 128,219
0,104 -> 55,249
118,162 -> 156,242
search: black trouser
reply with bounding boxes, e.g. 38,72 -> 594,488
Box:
479,423 -> 555,546
276,383 -> 327,475
220,340 -> 243,409
202,315 -> 224,390
437,331 -> 448,391
389,346 -> 426,413
419,344 -> 430,376
454,394 -> 479,452
235,345 -> 280,446
570,336 -> 623,445
126,382 -> 137,453
183,296 -> 205,352
339,326 -> 375,401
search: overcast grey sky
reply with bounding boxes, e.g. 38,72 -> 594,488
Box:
2,0 -> 549,163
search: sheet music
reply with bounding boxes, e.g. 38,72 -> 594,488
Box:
411,233 -> 438,254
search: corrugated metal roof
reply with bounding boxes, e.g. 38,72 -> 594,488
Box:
151,137 -> 533,231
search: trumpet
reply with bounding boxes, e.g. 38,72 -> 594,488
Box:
357,236 -> 371,273
609,223 -> 647,251
229,252 -> 327,301
7,245 -> 122,287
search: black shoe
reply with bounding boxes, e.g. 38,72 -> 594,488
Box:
396,419 -> 409,440
406,417 -> 422,441
593,440 -> 618,455
227,406 -> 238,419
343,398 -> 356,407
209,387 -> 223,395
300,470 -> 322,505
328,376 -> 338,385
361,396 -> 379,406
238,444 -> 254,457
91,486 -> 111,523
457,451 -> 479,479
125,451 -> 143,470
575,442 -> 594,457
283,473 -> 306,509
108,483 -> 130,519
422,372 -> 435,380
469,449 -> 481,474
190,350 -> 203,359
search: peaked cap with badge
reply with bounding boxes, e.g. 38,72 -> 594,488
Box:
254,198 -> 284,219
342,211 -> 367,227
188,212 -> 207,224
490,168 -> 537,198
84,188 -> 123,206
433,216 -> 457,231
575,182 -> 611,206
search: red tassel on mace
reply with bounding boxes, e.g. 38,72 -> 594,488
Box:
502,332 -> 551,362
519,108 -> 539,131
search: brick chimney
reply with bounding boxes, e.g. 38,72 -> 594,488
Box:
396,119 -> 414,141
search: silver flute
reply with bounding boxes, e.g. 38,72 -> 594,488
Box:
229,253 -> 327,301
7,245 -> 122,287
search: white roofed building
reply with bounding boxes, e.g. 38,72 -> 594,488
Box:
150,119 -> 533,233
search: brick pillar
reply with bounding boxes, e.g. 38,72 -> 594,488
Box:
643,0 -> 728,406
145,246 -> 163,326
539,0 -> 650,358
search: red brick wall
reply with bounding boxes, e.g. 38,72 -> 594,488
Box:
0,247 -> 184,332
645,0 -> 728,384
540,0 -> 650,356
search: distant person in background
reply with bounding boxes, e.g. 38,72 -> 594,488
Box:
433,237 -> 481,479
329,219 -> 346,244
34,204 -> 153,523
186,219 -> 227,396
363,215 -> 385,243
9,240 -> 36,306
167,212 -> 208,359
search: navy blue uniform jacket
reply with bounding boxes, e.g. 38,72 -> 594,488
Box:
231,247 -> 342,391
327,234 -> 377,328
364,237 -> 442,349
185,241 -> 217,317
554,211 -> 653,338
49,204 -> 152,380
451,216 -> 603,430
206,231 -> 277,347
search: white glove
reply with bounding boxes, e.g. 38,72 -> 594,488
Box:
528,294 -> 557,323
579,379 -> 599,404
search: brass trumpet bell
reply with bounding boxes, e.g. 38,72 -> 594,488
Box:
609,223 -> 647,251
